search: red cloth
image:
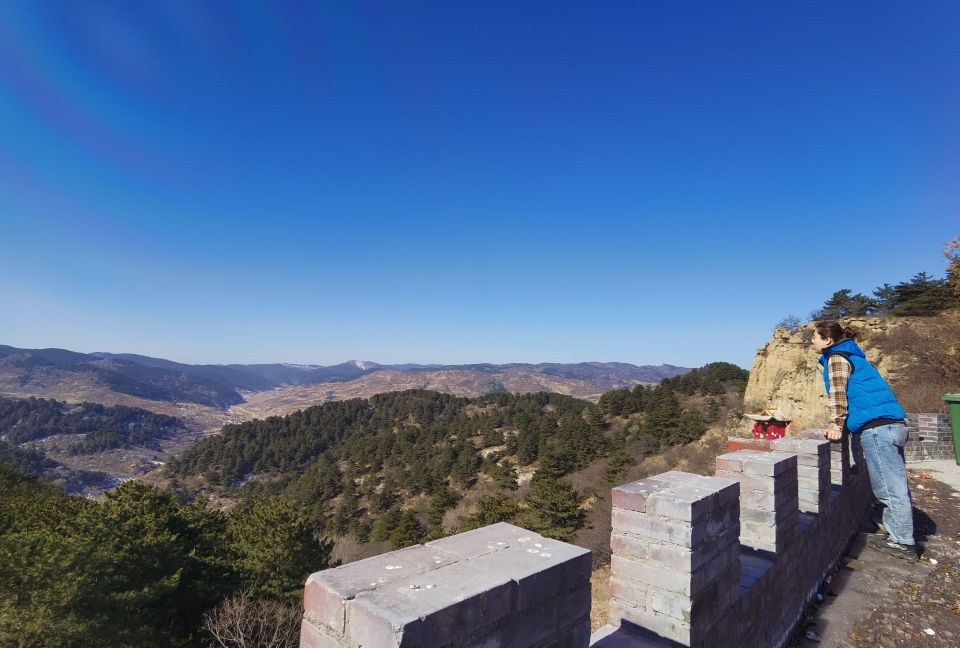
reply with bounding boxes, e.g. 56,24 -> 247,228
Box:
753,421 -> 787,440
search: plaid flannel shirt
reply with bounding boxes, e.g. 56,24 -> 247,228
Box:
827,354 -> 851,427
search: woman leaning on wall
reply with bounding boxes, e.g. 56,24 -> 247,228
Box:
811,320 -> 918,561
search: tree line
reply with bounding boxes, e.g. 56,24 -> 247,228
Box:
812,271 -> 957,319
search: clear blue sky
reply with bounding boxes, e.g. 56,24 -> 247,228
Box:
1,2 -> 957,369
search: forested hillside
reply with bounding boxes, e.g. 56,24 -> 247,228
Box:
0,396 -> 184,454
169,362 -> 748,554
0,362 -> 748,646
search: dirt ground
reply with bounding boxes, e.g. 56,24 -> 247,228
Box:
793,467 -> 960,647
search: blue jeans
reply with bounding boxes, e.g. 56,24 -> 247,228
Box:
859,423 -> 914,546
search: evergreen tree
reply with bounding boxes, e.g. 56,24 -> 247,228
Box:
676,410 -> 706,443
82,481 -> 235,645
604,449 -> 631,485
521,478 -> 585,542
0,472 -> 236,647
872,283 -> 897,314
228,497 -> 332,600
371,505 -> 402,543
451,445 -> 479,488
515,427 -> 540,464
459,492 -> 519,531
492,461 -> 519,491
883,272 -> 956,315
535,446 -> 575,481
332,488 -> 360,536
0,465 -> 95,646
427,485 -> 461,530
812,289 -> 878,319
390,511 -> 426,549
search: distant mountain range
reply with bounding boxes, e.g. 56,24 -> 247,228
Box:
0,344 -> 690,411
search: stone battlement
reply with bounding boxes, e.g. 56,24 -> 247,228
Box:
300,431 -> 872,647
300,523 -> 592,647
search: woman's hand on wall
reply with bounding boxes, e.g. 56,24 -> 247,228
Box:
825,423 -> 843,442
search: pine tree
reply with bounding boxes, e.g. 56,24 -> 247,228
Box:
228,497 -> 332,599
390,511 -> 426,549
521,478 -> 585,542
459,492 -> 519,531
812,289 -> 878,319
492,462 -> 519,491
332,488 -> 360,536
884,273 -> 956,315
371,505 -> 402,542
604,449 -> 631,485
427,485 -> 461,529
676,410 -> 706,443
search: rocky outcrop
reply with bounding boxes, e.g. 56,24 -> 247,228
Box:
742,317 -> 915,430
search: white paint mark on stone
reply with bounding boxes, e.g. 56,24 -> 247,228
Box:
540,553 -> 551,558
527,548 -> 539,554
385,565 -> 402,570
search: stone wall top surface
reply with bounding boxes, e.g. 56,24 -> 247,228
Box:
302,522 -> 592,647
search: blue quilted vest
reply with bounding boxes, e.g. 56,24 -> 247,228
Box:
819,339 -> 906,433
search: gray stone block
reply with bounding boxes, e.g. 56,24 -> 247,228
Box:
303,544 -> 459,634
612,478 -> 669,513
646,486 -> 717,522
345,559 -> 514,647
741,451 -> 797,477
299,619 -> 347,648
564,616 -> 593,648
611,533 -> 697,572
301,522 -> 592,648
610,600 -> 691,645
741,489 -> 796,512
614,474 -> 737,523
424,521 -> 521,559
715,452 -> 746,472
715,469 -> 780,493
654,471 -> 703,485
559,585 -> 592,622
466,539 -> 590,610
612,507 -> 701,548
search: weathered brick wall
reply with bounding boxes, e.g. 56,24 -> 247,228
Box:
299,431 -> 875,647
726,439 -> 871,647
607,472 -> 740,645
903,413 -> 954,463
299,522 -> 591,647
596,431 -> 872,648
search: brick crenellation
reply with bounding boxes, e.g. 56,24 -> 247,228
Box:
299,424 -> 895,647
903,413 -> 953,463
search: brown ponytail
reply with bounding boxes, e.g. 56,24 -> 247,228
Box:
814,320 -> 859,343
